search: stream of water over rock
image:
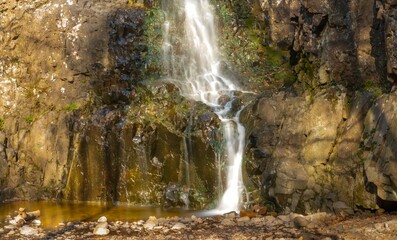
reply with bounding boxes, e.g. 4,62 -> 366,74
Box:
162,0 -> 246,213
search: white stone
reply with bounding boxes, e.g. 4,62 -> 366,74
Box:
32,219 -> 41,226
171,222 -> 186,230
4,225 -> 17,230
20,225 -> 38,235
93,227 -> 109,236
97,216 -> 107,223
144,216 -> 158,230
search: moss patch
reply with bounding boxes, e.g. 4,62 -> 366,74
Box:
213,0 -> 295,92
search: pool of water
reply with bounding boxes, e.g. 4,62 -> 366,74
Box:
0,201 -> 198,229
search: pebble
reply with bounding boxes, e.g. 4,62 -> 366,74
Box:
32,219 -> 41,226
171,222 -> 186,230
20,225 -> 38,236
98,216 -> 107,223
0,228 -> 4,234
93,227 -> 109,236
264,215 -> 276,222
93,216 -> 110,236
293,216 -> 309,228
4,225 -> 17,230
237,216 -> 250,223
224,212 -> 237,219
221,218 -> 235,226
277,215 -> 290,222
144,216 -> 158,230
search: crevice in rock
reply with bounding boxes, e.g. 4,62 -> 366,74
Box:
370,0 -> 389,89
377,196 -> 397,212
312,14 -> 328,37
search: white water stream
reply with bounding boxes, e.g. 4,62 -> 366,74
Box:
163,0 -> 246,213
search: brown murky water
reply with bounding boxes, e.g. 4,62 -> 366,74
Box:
0,201 -> 196,229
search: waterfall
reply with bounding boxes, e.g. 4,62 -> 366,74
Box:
162,0 -> 246,213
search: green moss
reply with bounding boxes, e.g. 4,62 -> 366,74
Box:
363,81 -> 383,97
213,1 -> 295,91
0,118 -> 4,131
127,0 -> 144,7
24,116 -> 34,124
142,8 -> 166,81
64,102 -> 79,111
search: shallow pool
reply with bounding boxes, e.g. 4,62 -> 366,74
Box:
0,201 -> 198,229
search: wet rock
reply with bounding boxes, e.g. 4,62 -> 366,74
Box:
253,205 -> 268,215
224,211 -> 237,219
240,210 -> 256,218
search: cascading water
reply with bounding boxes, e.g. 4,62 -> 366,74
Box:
162,0 -> 246,213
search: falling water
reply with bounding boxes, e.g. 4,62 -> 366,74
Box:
162,0 -> 246,213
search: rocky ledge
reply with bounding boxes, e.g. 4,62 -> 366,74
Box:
1,211 -> 397,240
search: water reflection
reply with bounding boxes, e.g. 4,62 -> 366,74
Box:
0,201 -> 197,229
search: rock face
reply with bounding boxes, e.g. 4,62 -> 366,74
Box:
0,0 -> 220,207
235,0 -> 397,213
244,89 -> 397,213
1,0 -> 397,215
260,0 -> 397,89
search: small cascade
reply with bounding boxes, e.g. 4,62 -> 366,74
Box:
162,0 -> 247,213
